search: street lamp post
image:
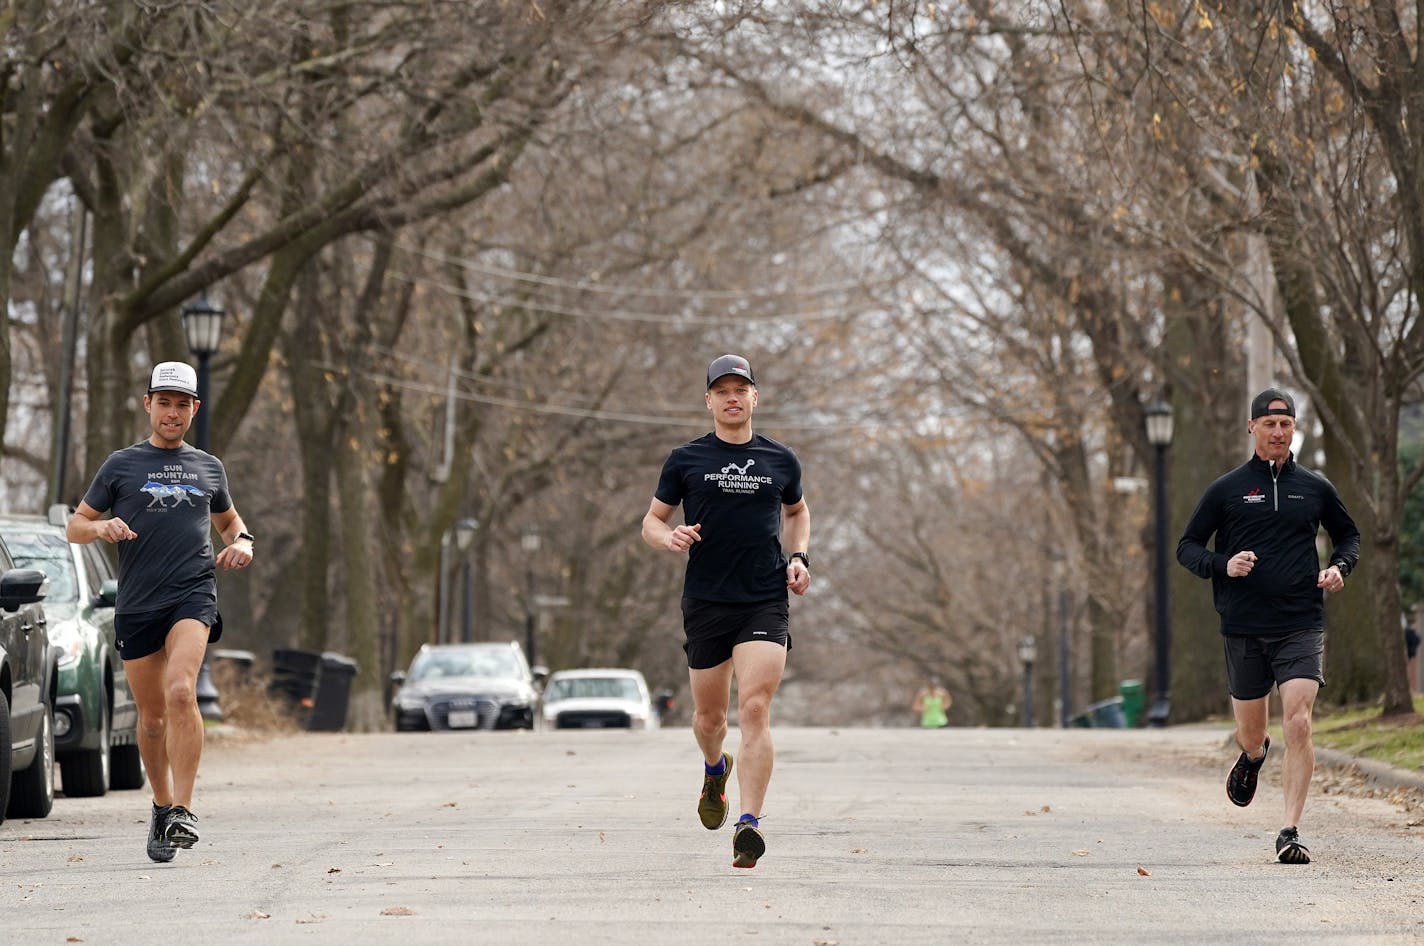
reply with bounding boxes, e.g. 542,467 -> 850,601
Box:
181,292 -> 225,452
1145,400 -> 1175,728
521,526 -> 541,665
1017,636 -> 1037,728
1051,550 -> 1070,727
455,518 -> 478,643
437,518 -> 478,643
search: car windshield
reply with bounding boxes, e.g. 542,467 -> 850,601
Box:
410,649 -> 521,680
547,676 -> 641,702
3,530 -> 78,602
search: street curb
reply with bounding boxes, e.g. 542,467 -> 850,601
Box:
1315,746 -> 1424,795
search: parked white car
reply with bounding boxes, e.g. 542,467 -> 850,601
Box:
540,668 -> 658,730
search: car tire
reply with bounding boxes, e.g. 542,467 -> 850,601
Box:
59,700 -> 110,797
109,742 -> 146,791
8,702 -> 55,820
0,690 -> 13,825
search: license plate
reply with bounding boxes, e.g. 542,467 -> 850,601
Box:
448,710 -> 477,728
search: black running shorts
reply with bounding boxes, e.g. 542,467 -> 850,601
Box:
1222,629 -> 1325,701
681,596 -> 791,670
114,595 -> 222,661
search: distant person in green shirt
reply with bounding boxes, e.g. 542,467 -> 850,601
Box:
913,679 -> 951,728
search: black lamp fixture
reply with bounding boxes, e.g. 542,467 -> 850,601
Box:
181,291 -> 225,451
1144,400 -> 1175,727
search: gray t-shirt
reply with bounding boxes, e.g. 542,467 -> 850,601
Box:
81,441 -> 232,614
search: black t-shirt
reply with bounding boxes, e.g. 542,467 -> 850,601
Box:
1177,453 -> 1360,637
654,432 -> 804,602
81,441 -> 232,614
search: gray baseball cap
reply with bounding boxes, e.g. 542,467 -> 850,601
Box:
706,354 -> 755,388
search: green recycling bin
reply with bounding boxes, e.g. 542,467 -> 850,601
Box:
1119,679 -> 1145,728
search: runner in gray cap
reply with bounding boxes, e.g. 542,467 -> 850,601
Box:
642,353 -> 811,868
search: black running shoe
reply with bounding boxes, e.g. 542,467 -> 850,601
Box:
1276,826 -> 1311,864
698,753 -> 733,830
164,805 -> 200,849
732,819 -> 765,869
147,804 -> 176,863
1226,735 -> 1270,807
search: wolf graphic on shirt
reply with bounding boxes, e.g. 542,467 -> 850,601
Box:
141,481 -> 205,508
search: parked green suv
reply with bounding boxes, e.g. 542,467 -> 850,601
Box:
0,512 -> 143,796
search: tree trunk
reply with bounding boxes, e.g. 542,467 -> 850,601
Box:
335,430 -> 379,691
1163,291 -> 1248,722
285,265 -> 334,653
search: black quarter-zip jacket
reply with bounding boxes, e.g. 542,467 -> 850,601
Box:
1176,452 -> 1361,637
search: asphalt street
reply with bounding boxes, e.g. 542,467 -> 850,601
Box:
3,726 -> 1422,945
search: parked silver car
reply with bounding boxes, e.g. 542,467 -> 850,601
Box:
390,642 -> 546,731
540,668 -> 658,730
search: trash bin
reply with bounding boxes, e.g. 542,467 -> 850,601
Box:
196,660 -> 223,722
308,653 -> 359,732
1069,696 -> 1128,728
1118,679 -> 1145,728
210,648 -> 256,685
269,648 -> 322,724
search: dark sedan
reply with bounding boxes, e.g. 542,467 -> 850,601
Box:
1,534 -> 57,825
390,642 -> 546,732
0,512 -> 143,797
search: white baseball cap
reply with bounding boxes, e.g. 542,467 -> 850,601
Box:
148,361 -> 199,397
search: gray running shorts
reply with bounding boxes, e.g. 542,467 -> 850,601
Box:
1222,629 -> 1324,701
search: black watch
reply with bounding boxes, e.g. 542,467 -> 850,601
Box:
237,531 -> 256,543
789,551 -> 810,570
1330,560 -> 1349,578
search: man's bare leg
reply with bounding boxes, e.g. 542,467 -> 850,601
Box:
1230,693 -> 1270,759
161,620 -> 209,809
1278,678 -> 1320,828
731,640 -> 787,819
689,660 -> 733,767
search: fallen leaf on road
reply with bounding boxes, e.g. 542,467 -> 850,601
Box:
1041,805 -> 1051,813
1072,850 -> 1090,856
814,940 -> 838,946
851,848 -> 867,854
246,911 -> 270,920
327,867 -> 341,874
442,802 -> 457,808
372,862 -> 393,867
67,854 -> 83,863
1137,866 -> 1150,876
598,832 -> 605,843
381,906 -> 416,916
295,913 -> 328,924
66,938 -> 82,943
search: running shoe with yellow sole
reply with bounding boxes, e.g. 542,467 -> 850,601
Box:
698,753 -> 733,829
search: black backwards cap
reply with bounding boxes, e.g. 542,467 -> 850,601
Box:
1250,387 -> 1296,420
